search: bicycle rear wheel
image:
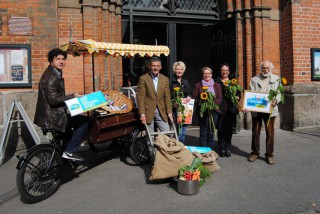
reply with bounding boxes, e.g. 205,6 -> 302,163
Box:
129,128 -> 152,166
16,146 -> 62,203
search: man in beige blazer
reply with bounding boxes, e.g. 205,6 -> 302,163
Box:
137,57 -> 173,132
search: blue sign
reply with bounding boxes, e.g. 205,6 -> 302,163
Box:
65,91 -> 107,116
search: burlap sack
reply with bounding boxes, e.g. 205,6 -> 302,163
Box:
149,134 -> 193,180
192,151 -> 221,173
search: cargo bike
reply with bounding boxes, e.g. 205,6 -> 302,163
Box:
15,40 -> 175,203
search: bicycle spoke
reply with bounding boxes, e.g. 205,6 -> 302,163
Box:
17,141 -> 63,203
135,138 -> 150,161
23,151 -> 57,195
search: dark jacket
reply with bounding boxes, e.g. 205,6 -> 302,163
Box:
193,81 -> 223,114
215,77 -> 242,115
34,66 -> 74,132
170,76 -> 192,99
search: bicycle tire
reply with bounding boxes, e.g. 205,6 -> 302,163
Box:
16,146 -> 62,203
129,128 -> 152,166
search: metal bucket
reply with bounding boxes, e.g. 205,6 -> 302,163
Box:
177,179 -> 199,195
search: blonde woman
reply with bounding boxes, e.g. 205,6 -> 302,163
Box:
170,61 -> 192,143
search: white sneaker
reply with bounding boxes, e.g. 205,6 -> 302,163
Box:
62,152 -> 83,161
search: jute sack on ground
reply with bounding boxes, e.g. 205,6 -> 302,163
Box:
149,134 -> 193,180
192,151 -> 221,173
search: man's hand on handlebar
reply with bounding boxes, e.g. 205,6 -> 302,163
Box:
140,114 -> 146,124
168,113 -> 174,124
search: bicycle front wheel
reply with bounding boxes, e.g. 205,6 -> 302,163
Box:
129,128 -> 152,166
16,146 -> 62,203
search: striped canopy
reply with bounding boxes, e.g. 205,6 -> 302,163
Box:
60,39 -> 170,57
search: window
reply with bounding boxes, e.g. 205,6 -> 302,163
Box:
0,44 -> 32,88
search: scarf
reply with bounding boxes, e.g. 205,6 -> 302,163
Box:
202,79 -> 215,94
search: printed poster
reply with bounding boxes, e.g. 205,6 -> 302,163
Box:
243,90 -> 271,113
11,65 -> 23,81
182,98 -> 195,125
65,91 -> 107,116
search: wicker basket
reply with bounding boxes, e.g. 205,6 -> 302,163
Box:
100,90 -> 133,114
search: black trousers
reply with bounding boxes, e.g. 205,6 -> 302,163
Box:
218,110 -> 236,151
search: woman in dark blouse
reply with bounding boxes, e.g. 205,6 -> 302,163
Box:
170,61 -> 192,143
215,63 -> 241,157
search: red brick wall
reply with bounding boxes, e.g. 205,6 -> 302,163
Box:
59,2 -> 124,93
4,0 -> 319,91
281,3 -> 294,84
1,0 -> 123,94
58,8 -> 84,94
0,0 -> 58,91
227,0 -> 281,90
281,1 -> 320,84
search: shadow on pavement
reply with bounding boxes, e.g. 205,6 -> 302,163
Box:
294,127 -> 320,137
59,142 -> 123,186
230,144 -> 250,158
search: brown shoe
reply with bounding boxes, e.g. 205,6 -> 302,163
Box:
248,154 -> 258,162
266,156 -> 274,165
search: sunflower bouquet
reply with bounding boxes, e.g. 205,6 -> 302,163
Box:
171,87 -> 185,124
267,77 -> 287,126
222,78 -> 243,109
199,86 -> 219,134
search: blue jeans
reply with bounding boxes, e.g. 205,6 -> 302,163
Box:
199,111 -> 218,150
177,124 -> 187,143
173,109 -> 188,143
64,115 -> 88,153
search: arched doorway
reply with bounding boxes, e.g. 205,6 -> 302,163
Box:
121,0 -> 223,87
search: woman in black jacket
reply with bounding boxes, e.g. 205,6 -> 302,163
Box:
170,61 -> 192,143
215,63 -> 241,157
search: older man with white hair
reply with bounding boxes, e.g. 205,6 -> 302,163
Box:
247,60 -> 281,165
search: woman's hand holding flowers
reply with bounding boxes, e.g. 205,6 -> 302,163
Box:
171,87 -> 185,124
222,78 -> 243,109
199,86 -> 219,134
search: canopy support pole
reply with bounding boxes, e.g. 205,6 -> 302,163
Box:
129,8 -> 134,79
92,52 -> 95,92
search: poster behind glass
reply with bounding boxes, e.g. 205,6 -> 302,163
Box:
311,48 -> 320,81
0,44 -> 32,88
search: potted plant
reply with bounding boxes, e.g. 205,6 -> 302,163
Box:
177,158 -> 211,195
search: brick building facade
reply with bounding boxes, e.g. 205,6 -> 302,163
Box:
0,0 -> 319,130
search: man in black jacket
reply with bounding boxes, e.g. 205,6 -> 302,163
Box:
34,48 -> 88,161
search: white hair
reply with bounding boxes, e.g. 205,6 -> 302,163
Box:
260,60 -> 274,72
173,61 -> 186,72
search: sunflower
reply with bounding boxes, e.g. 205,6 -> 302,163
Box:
202,86 -> 209,90
281,77 -> 287,85
222,78 -> 243,111
200,92 -> 208,100
173,86 -> 180,92
267,77 -> 286,127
